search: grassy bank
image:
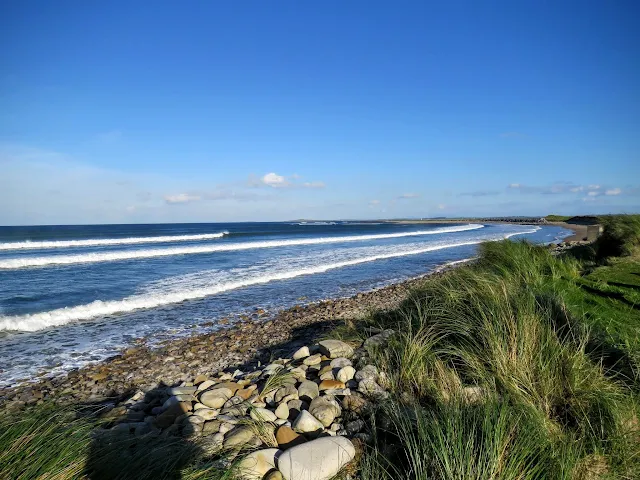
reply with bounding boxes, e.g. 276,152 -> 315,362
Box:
2,215 -> 639,479
345,214 -> 640,479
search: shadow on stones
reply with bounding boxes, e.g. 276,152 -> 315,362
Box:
80,391 -> 205,480
82,320 -> 348,479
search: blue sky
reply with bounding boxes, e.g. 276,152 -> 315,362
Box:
1,1 -> 638,225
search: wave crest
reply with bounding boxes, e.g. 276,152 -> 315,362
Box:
0,224 -> 484,270
0,232 -> 228,251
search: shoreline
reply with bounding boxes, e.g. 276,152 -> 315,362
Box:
0,224 -> 578,410
0,269 -> 442,410
392,219 -> 592,243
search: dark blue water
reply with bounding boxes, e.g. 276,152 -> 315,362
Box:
0,221 -> 571,386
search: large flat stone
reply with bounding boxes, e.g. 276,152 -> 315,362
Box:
317,340 -> 354,359
277,437 -> 356,480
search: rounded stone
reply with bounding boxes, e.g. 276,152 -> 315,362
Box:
292,346 -> 310,360
224,426 -> 256,448
200,388 -> 233,409
317,340 -> 354,359
292,410 -> 324,434
250,407 -> 278,422
297,381 -> 319,402
318,380 -> 345,391
275,385 -> 298,403
336,366 -> 356,383
354,365 -> 379,383
329,357 -> 352,368
236,448 -> 281,480
275,425 -> 306,449
197,408 -> 219,420
202,420 -> 221,435
275,402 -> 289,419
278,437 -> 356,480
303,354 -> 322,366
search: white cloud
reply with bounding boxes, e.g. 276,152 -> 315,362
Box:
605,188 -> 621,196
588,184 -> 601,190
249,172 -> 324,189
261,172 -> 288,188
437,204 -> 446,210
398,193 -> 420,199
508,183 -> 521,188
164,193 -> 201,204
369,199 -> 380,206
587,191 -> 599,197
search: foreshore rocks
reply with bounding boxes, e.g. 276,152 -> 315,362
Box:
91,337 -> 386,480
1,276 -> 419,411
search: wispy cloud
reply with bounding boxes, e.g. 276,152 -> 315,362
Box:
508,182 -> 603,195
605,188 -> 621,196
369,199 -> 380,206
164,193 -> 201,204
248,172 -> 325,189
303,181 -> 325,188
459,190 -> 501,197
397,193 -> 420,199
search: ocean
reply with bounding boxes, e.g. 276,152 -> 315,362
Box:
0,221 -> 572,387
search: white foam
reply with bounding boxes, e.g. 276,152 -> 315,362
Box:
0,231 -> 228,251
0,227 -> 538,332
0,224 -> 484,270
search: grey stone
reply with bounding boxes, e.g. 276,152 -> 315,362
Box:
363,329 -> 395,350
297,381 -> 319,402
275,385 -> 298,403
354,365 -> 379,383
318,340 -> 354,359
329,357 -> 352,368
346,419 -> 366,435
292,410 -> 324,434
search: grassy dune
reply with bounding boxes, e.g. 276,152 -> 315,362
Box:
2,215 -> 639,479
348,215 -> 640,479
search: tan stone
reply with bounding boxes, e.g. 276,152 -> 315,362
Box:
236,388 -> 254,400
194,374 -> 208,385
275,425 -> 306,449
319,380 -> 345,391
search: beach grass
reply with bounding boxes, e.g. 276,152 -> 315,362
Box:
352,215 -> 640,479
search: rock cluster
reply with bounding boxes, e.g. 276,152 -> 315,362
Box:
97,337 -> 392,480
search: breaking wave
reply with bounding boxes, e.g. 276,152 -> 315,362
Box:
0,227 -> 537,332
0,232 -> 228,251
0,224 -> 484,270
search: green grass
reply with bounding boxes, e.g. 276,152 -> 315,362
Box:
351,217 -> 640,479
546,215 -> 573,222
0,405 -> 239,480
